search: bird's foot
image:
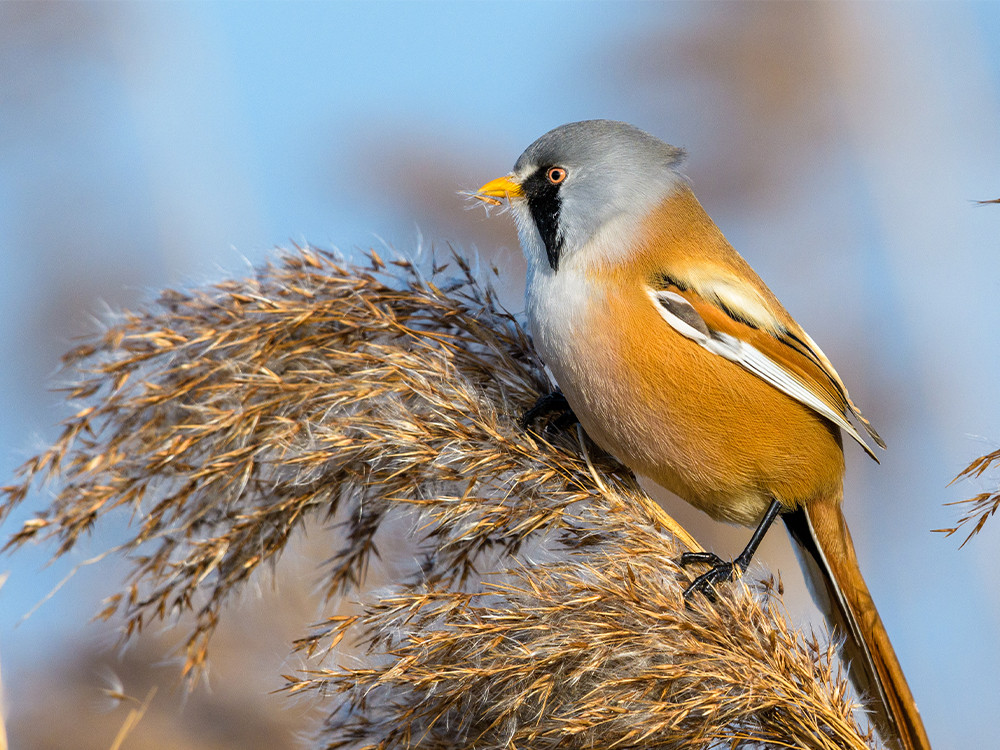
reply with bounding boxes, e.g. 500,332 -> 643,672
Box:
679,551 -> 750,601
520,390 -> 577,432
678,499 -> 783,602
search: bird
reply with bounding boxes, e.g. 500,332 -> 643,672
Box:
473,120 -> 930,750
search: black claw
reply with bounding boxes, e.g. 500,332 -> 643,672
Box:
680,558 -> 742,601
520,390 -> 577,432
679,551 -> 725,568
678,499 -> 785,603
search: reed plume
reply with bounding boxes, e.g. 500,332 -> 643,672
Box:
2,246 -> 877,748
939,449 -> 1000,547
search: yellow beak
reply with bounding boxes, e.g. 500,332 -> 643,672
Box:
474,175 -> 524,205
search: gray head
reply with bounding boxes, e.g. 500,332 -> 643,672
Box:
477,120 -> 686,272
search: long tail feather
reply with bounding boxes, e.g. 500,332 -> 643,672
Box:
783,499 -> 931,750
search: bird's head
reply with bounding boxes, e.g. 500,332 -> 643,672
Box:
475,120 -> 686,273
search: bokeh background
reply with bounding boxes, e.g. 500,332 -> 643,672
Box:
2,2 -> 999,747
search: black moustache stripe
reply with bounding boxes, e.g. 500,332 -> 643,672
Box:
522,168 -> 563,272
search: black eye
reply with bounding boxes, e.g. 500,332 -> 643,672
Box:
546,166 -> 567,184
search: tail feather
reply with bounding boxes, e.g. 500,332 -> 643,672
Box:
783,500 -> 931,750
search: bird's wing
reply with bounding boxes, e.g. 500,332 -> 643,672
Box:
648,282 -> 884,460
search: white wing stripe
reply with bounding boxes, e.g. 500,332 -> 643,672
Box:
649,289 -> 878,459
652,289 -> 712,341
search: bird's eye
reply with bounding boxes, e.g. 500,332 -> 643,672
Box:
546,166 -> 567,185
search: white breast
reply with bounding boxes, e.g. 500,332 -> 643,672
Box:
524,260 -> 597,375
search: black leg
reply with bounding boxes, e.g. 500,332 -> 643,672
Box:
519,390 -> 577,431
680,499 -> 783,601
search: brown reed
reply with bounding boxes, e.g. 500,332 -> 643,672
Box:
938,449 -> 1000,547
1,246 -> 877,748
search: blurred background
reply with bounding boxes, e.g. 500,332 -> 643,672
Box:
1,2 -> 998,747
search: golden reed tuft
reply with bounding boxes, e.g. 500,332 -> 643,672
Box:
3,246 -> 877,748
938,448 -> 1000,547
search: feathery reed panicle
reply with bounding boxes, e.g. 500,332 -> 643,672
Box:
297,493 -> 873,750
2,246 -> 876,748
939,449 -> 1000,546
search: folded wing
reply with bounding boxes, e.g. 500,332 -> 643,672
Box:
648,284 -> 884,460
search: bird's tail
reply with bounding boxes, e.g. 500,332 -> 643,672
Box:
783,497 -> 931,750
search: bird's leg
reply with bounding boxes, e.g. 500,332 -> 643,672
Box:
680,498 -> 783,601
519,390 -> 578,432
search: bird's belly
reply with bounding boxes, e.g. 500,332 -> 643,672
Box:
526,272 -> 844,527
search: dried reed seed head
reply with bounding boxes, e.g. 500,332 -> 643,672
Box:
2,246 -> 877,748
938,448 -> 1000,547
295,484 -> 873,750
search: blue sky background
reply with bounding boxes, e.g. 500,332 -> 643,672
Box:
2,2 -> 1000,746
